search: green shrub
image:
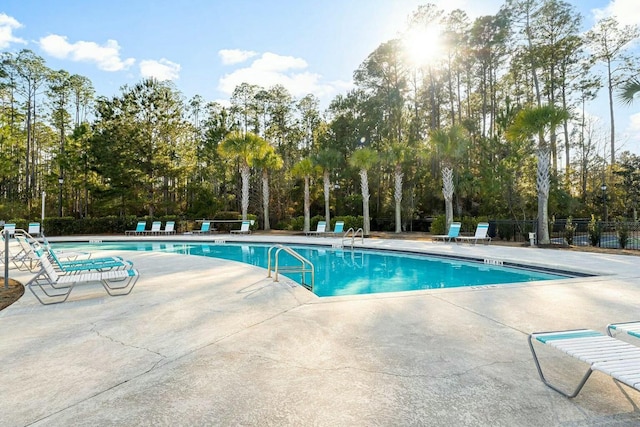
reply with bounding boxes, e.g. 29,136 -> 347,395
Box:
289,216 -> 304,231
588,214 -> 601,247
214,211 -> 240,220
430,215 -> 447,235
497,223 -> 514,241
563,216 -> 576,246
617,219 -> 629,249
274,220 -> 290,230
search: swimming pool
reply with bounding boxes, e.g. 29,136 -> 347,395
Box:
55,241 -> 574,297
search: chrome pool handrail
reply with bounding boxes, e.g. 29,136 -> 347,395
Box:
267,244 -> 314,291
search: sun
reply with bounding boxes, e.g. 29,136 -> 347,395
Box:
402,25 -> 444,66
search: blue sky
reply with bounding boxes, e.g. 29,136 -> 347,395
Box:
1,0 -> 640,154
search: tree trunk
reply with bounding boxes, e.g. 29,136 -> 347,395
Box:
537,148 -> 551,244
442,167 -> 454,230
323,170 -> 331,229
241,164 -> 250,220
562,82 -> 571,186
303,176 -> 310,233
394,167 -> 403,233
607,58 -> 615,165
262,170 -> 270,231
360,169 -> 370,236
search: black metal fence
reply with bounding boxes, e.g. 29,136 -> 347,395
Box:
488,219 -> 640,250
373,217 -> 640,250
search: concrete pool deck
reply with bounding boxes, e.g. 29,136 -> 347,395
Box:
2,234 -> 640,426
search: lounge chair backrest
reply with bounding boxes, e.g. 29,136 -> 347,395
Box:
35,248 -> 60,282
316,221 -> 326,233
136,222 -> 146,232
47,247 -> 64,268
150,221 -> 161,232
200,222 -> 210,232
474,222 -> 489,238
28,222 -> 41,235
16,235 -> 35,255
447,222 -> 461,237
3,223 -> 16,236
164,221 -> 175,232
333,221 -> 344,233
240,221 -> 250,231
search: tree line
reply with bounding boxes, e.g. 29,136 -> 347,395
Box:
1,1 -> 640,241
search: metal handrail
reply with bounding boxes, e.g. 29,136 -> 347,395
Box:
267,244 -> 314,291
342,227 -> 364,248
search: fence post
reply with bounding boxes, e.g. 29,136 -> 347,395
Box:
4,228 -> 8,290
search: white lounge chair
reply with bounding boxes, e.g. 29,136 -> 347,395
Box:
456,222 -> 491,245
230,220 -> 252,234
162,221 -> 176,235
47,248 -> 133,274
26,249 -> 139,305
528,329 -> 640,398
10,235 -> 40,271
145,221 -> 162,235
432,222 -> 461,242
28,222 -> 41,237
607,321 -> 640,339
13,232 -> 131,274
2,223 -> 16,237
305,221 -> 326,237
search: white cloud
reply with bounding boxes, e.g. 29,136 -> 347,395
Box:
211,98 -> 231,108
219,49 -> 258,65
0,13 -> 26,49
139,58 -> 181,81
623,112 -> 640,153
38,34 -> 135,71
630,112 -> 640,130
593,0 -> 640,26
251,52 -> 307,72
217,51 -> 350,100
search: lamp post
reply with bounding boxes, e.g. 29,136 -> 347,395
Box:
601,183 -> 608,224
58,177 -> 64,217
41,191 -> 46,234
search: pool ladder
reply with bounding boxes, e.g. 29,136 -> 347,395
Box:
342,227 -> 364,248
267,244 -> 314,291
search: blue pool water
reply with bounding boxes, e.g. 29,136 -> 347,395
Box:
55,242 -> 572,297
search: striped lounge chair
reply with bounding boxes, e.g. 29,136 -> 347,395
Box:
528,329 -> 640,398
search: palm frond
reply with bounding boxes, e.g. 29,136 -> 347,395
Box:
618,78 -> 640,106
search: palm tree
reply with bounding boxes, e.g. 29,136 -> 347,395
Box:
506,105 -> 570,245
313,148 -> 342,229
429,125 -> 468,231
618,77 -> 640,105
291,158 -> 320,233
349,147 -> 378,236
384,143 -> 407,233
253,145 -> 283,231
218,131 -> 269,220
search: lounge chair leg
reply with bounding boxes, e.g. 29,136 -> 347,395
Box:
528,334 -> 593,398
101,275 -> 138,296
28,281 -> 74,305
